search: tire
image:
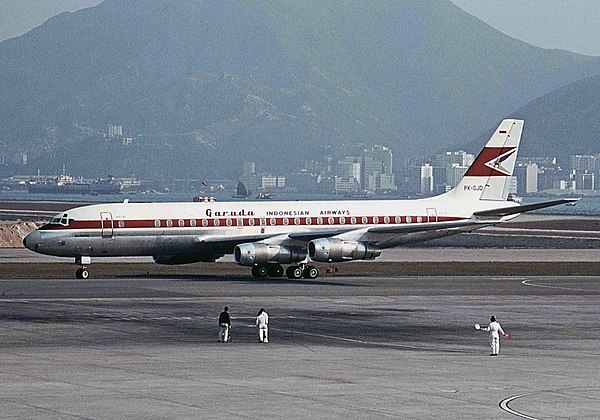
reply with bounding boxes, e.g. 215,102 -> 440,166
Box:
286,266 -> 303,279
267,264 -> 284,277
75,268 -> 83,279
252,265 -> 268,278
303,266 -> 319,279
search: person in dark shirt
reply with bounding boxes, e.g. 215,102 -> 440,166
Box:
218,307 -> 231,342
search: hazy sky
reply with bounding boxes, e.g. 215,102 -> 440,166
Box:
0,0 -> 102,41
1,0 -> 599,57
450,0 -> 600,56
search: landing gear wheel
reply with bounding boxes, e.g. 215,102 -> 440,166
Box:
75,268 -> 89,279
303,266 -> 319,279
267,264 -> 284,277
251,265 -> 268,278
286,266 -> 304,279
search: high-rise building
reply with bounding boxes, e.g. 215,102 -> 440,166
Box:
361,145 -> 396,192
420,163 -> 434,195
108,124 -> 123,137
570,155 -> 596,172
433,151 -> 474,190
516,163 -> 538,195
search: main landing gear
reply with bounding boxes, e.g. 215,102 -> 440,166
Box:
75,256 -> 91,279
251,263 -> 319,279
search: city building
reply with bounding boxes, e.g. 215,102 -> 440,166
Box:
515,162 -> 539,195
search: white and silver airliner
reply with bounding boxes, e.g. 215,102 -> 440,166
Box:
24,119 -> 576,279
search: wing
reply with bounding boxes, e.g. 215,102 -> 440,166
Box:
193,228 -> 355,254
190,198 -> 579,255
193,219 -> 485,254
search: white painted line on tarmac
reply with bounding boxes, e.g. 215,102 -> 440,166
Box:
499,393 -> 540,420
521,279 -> 588,292
279,328 -> 467,352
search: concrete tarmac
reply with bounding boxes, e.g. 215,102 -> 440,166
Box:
1,272 -> 599,419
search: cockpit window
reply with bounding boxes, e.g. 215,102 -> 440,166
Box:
50,214 -> 70,226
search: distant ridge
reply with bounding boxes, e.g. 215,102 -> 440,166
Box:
512,73 -> 600,161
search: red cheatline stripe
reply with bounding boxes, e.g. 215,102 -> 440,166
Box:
39,215 -> 465,231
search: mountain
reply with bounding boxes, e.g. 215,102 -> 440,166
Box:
1,0 -> 600,178
509,73 -> 600,162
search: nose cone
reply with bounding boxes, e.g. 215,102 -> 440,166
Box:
23,230 -> 42,252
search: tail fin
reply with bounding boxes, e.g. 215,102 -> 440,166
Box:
451,119 -> 523,201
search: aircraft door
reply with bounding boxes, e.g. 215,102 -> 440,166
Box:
100,212 -> 113,237
426,208 -> 438,223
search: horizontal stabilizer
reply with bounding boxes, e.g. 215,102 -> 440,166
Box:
473,198 -> 580,218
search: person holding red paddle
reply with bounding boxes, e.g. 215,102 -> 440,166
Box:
474,316 -> 511,356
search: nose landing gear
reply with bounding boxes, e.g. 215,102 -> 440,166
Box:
75,256 -> 92,279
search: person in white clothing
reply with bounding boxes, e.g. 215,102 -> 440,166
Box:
480,315 -> 508,356
255,308 -> 269,343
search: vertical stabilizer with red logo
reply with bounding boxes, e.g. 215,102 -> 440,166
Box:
451,119 -> 523,202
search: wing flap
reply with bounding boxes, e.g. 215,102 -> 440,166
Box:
367,219 -> 478,234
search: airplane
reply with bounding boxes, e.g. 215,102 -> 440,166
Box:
23,119 -> 577,279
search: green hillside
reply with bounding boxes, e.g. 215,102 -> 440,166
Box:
1,0 -> 599,177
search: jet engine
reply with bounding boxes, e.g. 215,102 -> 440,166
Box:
234,243 -> 306,267
308,238 -> 381,262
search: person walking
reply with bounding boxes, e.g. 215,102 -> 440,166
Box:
218,306 -> 231,342
255,308 -> 269,343
476,315 -> 509,356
